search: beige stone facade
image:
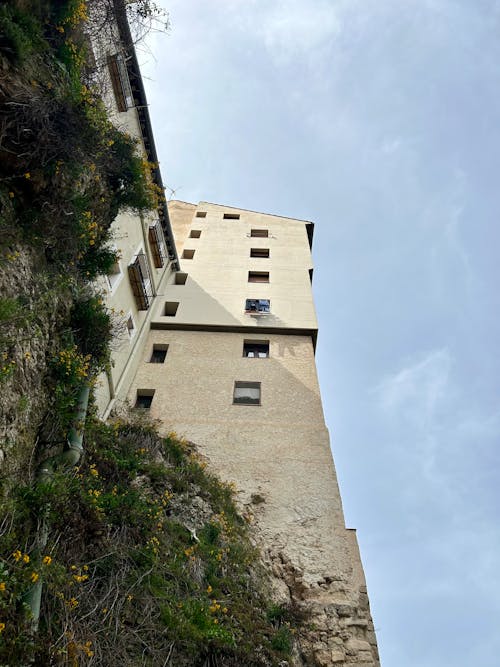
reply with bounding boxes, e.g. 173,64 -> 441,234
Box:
124,201 -> 380,666
89,5 -> 178,417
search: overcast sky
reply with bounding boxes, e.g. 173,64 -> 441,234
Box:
140,2 -> 500,664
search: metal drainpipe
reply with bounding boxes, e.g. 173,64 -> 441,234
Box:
23,384 -> 91,630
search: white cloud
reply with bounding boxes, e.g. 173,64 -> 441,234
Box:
376,348 -> 452,423
227,0 -> 342,64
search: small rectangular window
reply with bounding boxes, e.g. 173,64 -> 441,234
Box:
107,54 -> 134,112
248,271 -> 269,283
126,314 -> 136,338
190,230 -> 202,238
135,390 -> 155,409
250,248 -> 270,258
196,211 -> 207,218
245,299 -> 270,313
128,253 -> 152,310
164,302 -> 179,316
175,272 -> 188,285
223,213 -> 240,219
107,257 -> 122,290
251,229 -> 268,238
243,341 -> 269,358
150,345 -> 168,363
182,249 -> 195,259
233,381 -> 261,405
148,222 -> 167,268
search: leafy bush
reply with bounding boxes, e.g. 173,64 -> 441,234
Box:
0,419 -> 296,666
70,294 -> 113,366
0,6 -> 44,63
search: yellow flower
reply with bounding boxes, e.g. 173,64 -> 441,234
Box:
24,172 -> 31,179
0,622 -> 5,633
8,191 -> 14,198
31,572 -> 39,583
0,582 -> 6,592
42,556 -> 52,566
206,585 -> 212,594
23,553 -> 30,564
12,550 -> 22,562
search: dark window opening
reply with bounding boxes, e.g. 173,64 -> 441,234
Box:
248,271 -> 269,283
196,211 -> 207,218
150,345 -> 168,363
190,230 -> 202,238
182,249 -> 195,259
164,302 -> 179,316
135,390 -> 155,409
223,213 -> 240,219
243,341 -> 269,358
175,272 -> 188,285
250,248 -> 270,258
250,229 -> 268,238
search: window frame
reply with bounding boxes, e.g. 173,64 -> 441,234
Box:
243,340 -> 269,358
250,248 -> 270,258
245,299 -> 270,313
248,271 -> 270,283
149,344 -> 168,363
233,381 -> 261,406
135,390 -> 155,409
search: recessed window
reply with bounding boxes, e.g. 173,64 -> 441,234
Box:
135,390 -> 155,409
223,212 -> 240,220
149,222 -> 167,268
190,230 -> 202,238
233,381 -> 261,405
128,253 -> 152,310
248,271 -> 269,283
250,248 -> 270,258
106,256 -> 122,291
150,344 -> 168,363
126,313 -> 136,338
250,229 -> 268,238
164,302 -> 179,316
107,54 -> 134,112
196,211 -> 207,218
175,272 -> 188,285
182,249 -> 195,259
243,341 -> 269,358
245,299 -> 270,313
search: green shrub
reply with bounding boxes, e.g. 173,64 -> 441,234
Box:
0,6 -> 43,63
70,294 -> 113,365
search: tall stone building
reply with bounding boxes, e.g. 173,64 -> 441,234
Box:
125,201 -> 380,666
91,4 -> 379,664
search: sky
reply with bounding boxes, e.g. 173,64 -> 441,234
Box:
139,2 -> 500,665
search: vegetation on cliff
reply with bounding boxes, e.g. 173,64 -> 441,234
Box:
0,2 -> 296,665
0,418 -> 293,665
0,0 -> 155,464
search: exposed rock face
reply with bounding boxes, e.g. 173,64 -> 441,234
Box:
263,543 -> 379,667
0,242 -> 70,474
